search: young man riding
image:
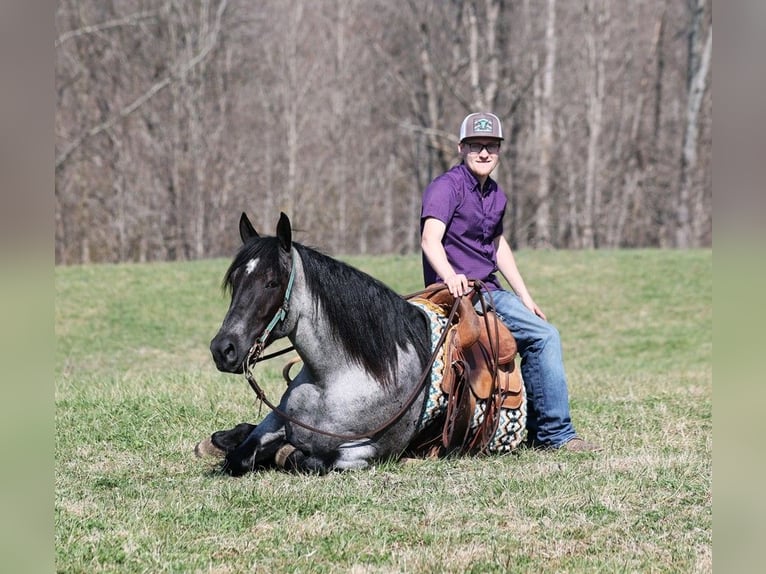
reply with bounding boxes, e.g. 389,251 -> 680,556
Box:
420,112 -> 600,452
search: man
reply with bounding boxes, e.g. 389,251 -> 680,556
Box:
420,112 -> 600,452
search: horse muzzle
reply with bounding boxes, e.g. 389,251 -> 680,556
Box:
210,334 -> 246,373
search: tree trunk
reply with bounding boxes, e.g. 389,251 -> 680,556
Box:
332,0 -> 348,253
558,116 -> 580,248
676,0 -> 711,248
535,0 -> 556,248
610,9 -> 663,247
467,0 -> 501,110
582,0 -> 609,249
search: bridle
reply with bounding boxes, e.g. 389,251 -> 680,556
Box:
242,246 -> 297,368
240,250 -> 465,441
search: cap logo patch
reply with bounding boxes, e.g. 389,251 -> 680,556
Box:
473,118 -> 494,133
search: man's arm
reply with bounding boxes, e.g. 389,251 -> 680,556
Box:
421,217 -> 471,297
495,235 -> 547,320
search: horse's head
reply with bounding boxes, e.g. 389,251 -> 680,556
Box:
210,212 -> 294,373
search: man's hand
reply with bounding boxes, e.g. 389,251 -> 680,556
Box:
522,295 -> 547,321
444,273 -> 470,297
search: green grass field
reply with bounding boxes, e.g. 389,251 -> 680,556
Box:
55,249 -> 712,573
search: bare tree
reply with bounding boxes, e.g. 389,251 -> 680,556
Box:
534,0 -> 557,248
55,0 -> 712,263
676,0 -> 712,247
581,0 -> 610,248
606,8 -> 665,247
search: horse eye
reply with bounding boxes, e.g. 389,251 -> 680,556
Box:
265,280 -> 279,289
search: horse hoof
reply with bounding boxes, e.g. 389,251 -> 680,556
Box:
211,422 -> 257,452
194,437 -> 226,459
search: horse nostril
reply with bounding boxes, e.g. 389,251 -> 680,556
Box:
223,341 -> 236,362
211,336 -> 240,371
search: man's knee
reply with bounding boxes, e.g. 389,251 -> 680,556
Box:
538,323 -> 561,347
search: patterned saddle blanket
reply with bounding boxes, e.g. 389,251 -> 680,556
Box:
409,295 -> 527,455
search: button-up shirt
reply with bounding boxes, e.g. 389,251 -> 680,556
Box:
420,163 -> 506,290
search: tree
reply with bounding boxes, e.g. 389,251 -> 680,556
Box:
535,0 -> 557,248
55,0 -> 712,263
675,0 -> 712,248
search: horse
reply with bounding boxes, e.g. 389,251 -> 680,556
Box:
205,212 -> 435,475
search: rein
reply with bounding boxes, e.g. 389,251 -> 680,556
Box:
242,279 -> 465,442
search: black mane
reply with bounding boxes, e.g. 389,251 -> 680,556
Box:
225,237 -> 430,388
298,244 -> 430,387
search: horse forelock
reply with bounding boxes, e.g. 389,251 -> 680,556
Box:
295,245 -> 430,388
223,237 -> 285,294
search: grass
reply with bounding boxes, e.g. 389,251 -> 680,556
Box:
55,249 -> 712,573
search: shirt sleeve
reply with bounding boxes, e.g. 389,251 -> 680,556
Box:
492,201 -> 506,239
421,174 -> 459,225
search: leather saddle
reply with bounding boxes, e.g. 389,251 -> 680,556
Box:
408,284 -> 524,456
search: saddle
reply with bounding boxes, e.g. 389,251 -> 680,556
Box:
408,284 -> 524,456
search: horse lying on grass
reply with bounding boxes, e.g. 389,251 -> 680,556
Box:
196,212 -> 525,475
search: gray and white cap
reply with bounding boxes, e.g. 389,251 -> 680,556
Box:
459,112 -> 504,141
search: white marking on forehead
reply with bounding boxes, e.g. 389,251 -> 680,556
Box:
245,258 -> 258,275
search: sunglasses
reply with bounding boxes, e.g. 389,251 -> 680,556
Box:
464,142 -> 501,154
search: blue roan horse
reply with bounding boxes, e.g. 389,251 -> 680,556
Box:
207,213 -> 435,474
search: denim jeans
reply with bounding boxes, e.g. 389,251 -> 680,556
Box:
476,289 -> 577,447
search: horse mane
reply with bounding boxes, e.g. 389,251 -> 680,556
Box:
296,244 -> 430,388
224,236 -> 430,388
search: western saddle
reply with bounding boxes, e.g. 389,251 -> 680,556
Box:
407,284 -> 524,457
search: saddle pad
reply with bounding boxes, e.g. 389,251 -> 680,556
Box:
410,299 -> 450,427
410,298 -> 527,453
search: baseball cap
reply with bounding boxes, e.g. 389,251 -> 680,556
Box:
459,112 -> 504,141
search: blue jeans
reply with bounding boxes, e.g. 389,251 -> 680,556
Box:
476,289 -> 577,447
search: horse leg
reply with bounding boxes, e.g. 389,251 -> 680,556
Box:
194,422 -> 256,459
274,448 -> 329,474
224,413 -> 288,476
332,441 -> 377,470
276,440 -> 376,473
212,422 -> 257,451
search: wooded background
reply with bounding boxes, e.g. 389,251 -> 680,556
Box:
55,0 -> 712,264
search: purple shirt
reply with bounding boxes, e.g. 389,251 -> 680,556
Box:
420,163 -> 506,290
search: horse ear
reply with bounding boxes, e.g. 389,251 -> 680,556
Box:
239,212 -> 259,243
276,212 -> 292,251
